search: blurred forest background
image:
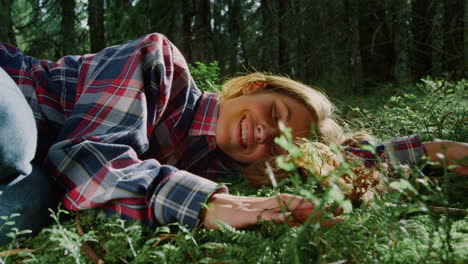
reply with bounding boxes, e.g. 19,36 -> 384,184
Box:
0,0 -> 466,94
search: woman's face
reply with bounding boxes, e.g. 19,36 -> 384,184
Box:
216,85 -> 314,164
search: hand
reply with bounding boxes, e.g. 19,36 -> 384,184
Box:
423,140 -> 468,175
201,193 -> 342,229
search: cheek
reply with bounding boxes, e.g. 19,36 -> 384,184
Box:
248,145 -> 271,162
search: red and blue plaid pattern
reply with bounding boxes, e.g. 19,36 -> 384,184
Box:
1,33 -> 228,229
345,135 -> 425,167
1,33 -> 424,230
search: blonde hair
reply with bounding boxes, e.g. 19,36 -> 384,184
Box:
244,139 -> 390,203
221,72 -> 344,145
222,73 -> 389,203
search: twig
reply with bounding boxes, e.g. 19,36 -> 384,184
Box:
151,233 -> 177,247
76,215 -> 104,264
0,241 -> 51,257
0,248 -> 32,257
98,239 -> 129,263
429,206 -> 468,216
187,250 -> 197,263
408,77 -> 448,110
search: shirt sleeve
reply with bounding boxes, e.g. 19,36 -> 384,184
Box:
345,135 -> 425,167
33,33 -> 226,229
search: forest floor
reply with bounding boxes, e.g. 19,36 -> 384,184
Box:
0,73 -> 467,263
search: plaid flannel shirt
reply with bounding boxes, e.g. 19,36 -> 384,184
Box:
345,135 -> 425,167
0,33 -> 231,229
1,33 -> 425,230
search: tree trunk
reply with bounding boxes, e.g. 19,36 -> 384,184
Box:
412,0 -> 432,79
182,0 -> 194,62
443,0 -> 464,74
211,0 -> 226,72
88,0 -> 105,53
61,0 -> 76,55
431,0 -> 444,76
278,0 -> 288,72
261,0 -> 278,72
294,0 -> 305,79
465,0 -> 468,71
393,0 -> 412,84
347,0 -> 363,92
228,0 -> 242,71
193,0 -> 213,62
0,0 -> 17,45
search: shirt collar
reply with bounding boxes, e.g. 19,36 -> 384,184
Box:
189,92 -> 220,137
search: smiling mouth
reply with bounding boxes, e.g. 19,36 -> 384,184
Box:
240,116 -> 248,148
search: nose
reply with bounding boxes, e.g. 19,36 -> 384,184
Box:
256,123 -> 279,144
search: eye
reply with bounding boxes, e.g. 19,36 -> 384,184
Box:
272,105 -> 279,123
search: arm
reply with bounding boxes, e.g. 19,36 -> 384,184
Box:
422,140 -> 468,174
346,135 -> 467,174
202,193 -> 343,229
42,34 -> 226,229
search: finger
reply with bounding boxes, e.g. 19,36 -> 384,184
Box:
256,209 -> 293,224
320,217 -> 343,228
291,207 -> 323,222
248,194 -> 314,211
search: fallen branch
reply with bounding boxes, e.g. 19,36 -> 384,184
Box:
151,233 -> 177,247
429,206 -> 468,216
0,248 -> 32,257
76,215 -> 104,264
0,241 -> 51,257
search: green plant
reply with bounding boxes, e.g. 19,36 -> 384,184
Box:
189,61 -> 222,92
44,207 -> 97,264
1,77 -> 466,263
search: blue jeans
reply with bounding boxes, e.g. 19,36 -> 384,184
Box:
0,165 -> 56,243
0,67 -> 56,243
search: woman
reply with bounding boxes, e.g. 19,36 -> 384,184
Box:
0,33 -> 465,241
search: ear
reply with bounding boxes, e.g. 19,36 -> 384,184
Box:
242,82 -> 268,95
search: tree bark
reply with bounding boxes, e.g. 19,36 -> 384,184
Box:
278,0 -> 288,72
61,0 -> 76,55
347,0 -> 363,92
0,0 -> 17,45
182,0 -> 194,62
227,0 -> 242,71
465,0 -> 468,70
261,0 -> 278,72
193,0 -> 213,62
88,0 -> 105,53
443,0 -> 464,74
431,0 -> 444,76
393,0 -> 412,84
294,0 -> 305,79
412,0 -> 432,79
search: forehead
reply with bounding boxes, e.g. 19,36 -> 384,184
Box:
273,92 -> 315,139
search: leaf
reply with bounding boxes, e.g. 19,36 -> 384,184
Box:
327,187 -> 345,201
17,229 -> 33,235
389,179 -> 418,194
4,221 -> 15,226
200,242 -> 225,249
155,226 -> 171,234
276,156 -> 296,172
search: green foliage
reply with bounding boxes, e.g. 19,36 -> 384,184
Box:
340,77 -> 468,142
189,61 -> 222,93
0,77 -> 466,263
